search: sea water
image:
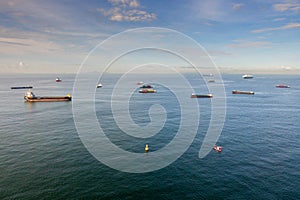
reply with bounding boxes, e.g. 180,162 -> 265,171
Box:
0,74 -> 299,199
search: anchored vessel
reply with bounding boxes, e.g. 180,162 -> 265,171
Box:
139,89 -> 157,93
242,74 -> 253,79
232,90 -> 254,95
191,93 -> 213,98
24,90 -> 71,102
11,86 -> 33,89
276,84 -> 290,88
97,83 -> 102,88
140,84 -> 153,88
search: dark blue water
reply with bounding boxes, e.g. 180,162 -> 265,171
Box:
0,74 -> 299,199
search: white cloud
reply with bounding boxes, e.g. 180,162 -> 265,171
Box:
123,10 -> 156,22
110,13 -> 123,21
273,17 -> 286,21
193,0 -> 226,21
108,0 -> 139,8
281,65 -> 292,70
0,37 -> 62,55
191,0 -> 250,23
273,2 -> 300,12
129,0 -> 139,8
43,29 -> 110,39
228,40 -> 271,48
232,3 -> 244,10
100,0 -> 156,22
252,23 -> 300,33
0,1 -> 71,28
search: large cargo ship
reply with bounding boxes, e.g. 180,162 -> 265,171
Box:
232,90 -> 254,95
24,90 -> 71,102
191,93 -> 213,98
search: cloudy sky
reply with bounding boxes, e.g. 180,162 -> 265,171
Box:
0,0 -> 299,73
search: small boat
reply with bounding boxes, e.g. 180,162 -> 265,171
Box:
207,79 -> 215,83
276,84 -> 290,88
213,145 -> 222,152
97,83 -> 102,88
56,77 -> 62,82
191,93 -> 213,98
11,86 -> 33,89
139,89 -> 157,93
242,74 -> 253,79
140,84 -> 153,88
232,90 -> 254,95
136,81 -> 144,85
24,90 -> 71,102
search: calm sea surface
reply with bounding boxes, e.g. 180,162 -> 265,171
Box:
0,73 -> 299,199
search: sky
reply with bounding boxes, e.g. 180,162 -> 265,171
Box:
0,0 -> 299,74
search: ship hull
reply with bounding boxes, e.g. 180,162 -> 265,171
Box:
24,96 -> 71,102
191,94 -> 213,98
11,86 -> 33,89
232,90 -> 254,95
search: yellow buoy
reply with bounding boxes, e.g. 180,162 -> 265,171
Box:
145,144 -> 149,152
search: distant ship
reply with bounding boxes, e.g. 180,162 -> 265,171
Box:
191,93 -> 213,98
97,83 -> 102,88
140,84 -> 153,88
11,86 -> 33,89
276,84 -> 290,88
242,74 -> 253,79
232,90 -> 254,95
56,77 -> 62,82
203,73 -> 213,77
139,89 -> 156,93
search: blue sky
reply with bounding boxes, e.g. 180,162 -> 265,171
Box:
0,0 -> 299,73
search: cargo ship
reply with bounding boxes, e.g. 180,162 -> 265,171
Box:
139,89 -> 157,93
24,90 -> 71,102
11,86 -> 33,89
232,90 -> 254,95
191,93 -> 213,98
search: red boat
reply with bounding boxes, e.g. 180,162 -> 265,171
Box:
276,84 -> 290,88
213,145 -> 222,152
